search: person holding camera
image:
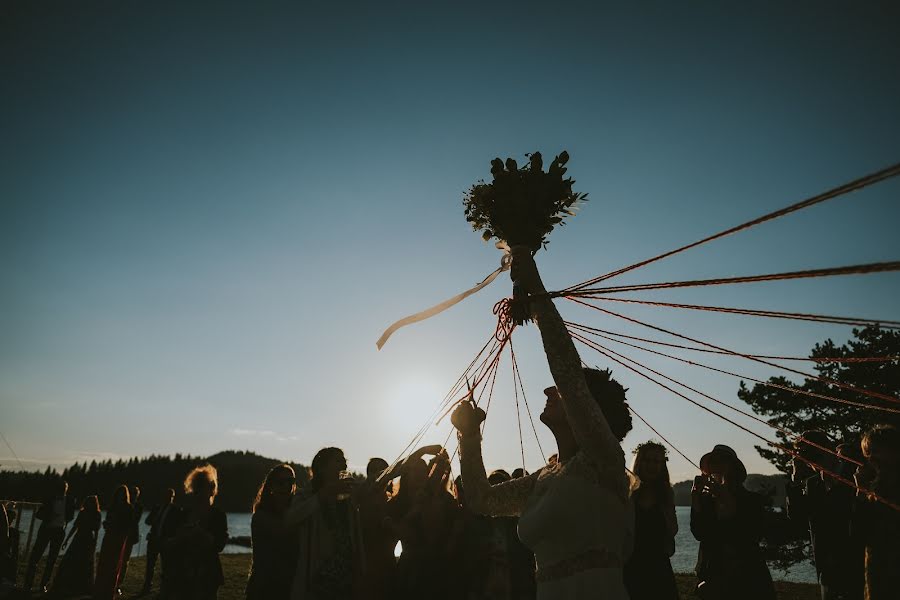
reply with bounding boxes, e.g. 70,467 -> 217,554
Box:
690,444 -> 775,600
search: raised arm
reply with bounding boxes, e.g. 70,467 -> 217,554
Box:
452,402 -> 537,516
510,247 -> 625,476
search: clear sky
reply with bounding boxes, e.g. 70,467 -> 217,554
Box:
2,1 -> 899,483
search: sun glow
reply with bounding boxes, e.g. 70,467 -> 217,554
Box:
382,377 -> 448,446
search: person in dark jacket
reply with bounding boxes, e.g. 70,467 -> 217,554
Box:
245,464 -> 300,600
22,479 -> 76,593
690,444 -> 775,600
786,431 -> 863,600
168,464 -> 228,600
142,487 -> 177,594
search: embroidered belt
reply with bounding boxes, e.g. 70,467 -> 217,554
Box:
535,548 -> 622,583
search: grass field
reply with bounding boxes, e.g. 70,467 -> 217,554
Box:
19,554 -> 820,599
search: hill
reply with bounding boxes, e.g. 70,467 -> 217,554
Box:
0,450 -> 310,513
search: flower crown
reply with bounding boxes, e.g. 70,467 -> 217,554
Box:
632,440 -> 668,458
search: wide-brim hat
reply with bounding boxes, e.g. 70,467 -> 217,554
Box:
700,444 -> 747,484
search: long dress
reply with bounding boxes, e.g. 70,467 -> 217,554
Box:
50,510 -> 101,597
623,501 -> 678,600
246,509 -> 300,600
93,506 -> 131,600
459,254 -> 634,600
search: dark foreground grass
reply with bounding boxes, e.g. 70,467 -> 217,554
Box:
19,554 -> 819,600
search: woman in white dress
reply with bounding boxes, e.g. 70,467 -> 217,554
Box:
452,246 -> 635,600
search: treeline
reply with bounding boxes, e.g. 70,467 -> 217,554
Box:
0,450 -> 310,513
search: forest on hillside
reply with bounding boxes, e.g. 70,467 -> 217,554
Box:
0,450 -> 311,513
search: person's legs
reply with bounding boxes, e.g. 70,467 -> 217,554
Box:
143,539 -> 158,591
118,541 -> 135,588
22,525 -> 51,589
39,527 -> 65,588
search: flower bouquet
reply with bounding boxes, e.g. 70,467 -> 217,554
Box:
463,151 -> 587,325
463,151 -> 587,252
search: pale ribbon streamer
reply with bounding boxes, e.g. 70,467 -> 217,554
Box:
376,245 -> 511,350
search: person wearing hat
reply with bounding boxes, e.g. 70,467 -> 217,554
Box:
690,444 -> 775,600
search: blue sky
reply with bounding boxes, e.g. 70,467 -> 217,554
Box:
2,1 -> 899,482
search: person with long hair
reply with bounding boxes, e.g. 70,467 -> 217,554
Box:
246,464 -> 300,600
169,464 -> 228,600
452,247 -> 635,600
49,495 -> 101,598
93,485 -> 131,600
386,448 -> 462,600
690,444 -> 775,600
623,441 -> 678,600
853,424 -> 900,600
286,447 -> 361,600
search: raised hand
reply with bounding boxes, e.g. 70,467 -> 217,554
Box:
451,400 -> 486,436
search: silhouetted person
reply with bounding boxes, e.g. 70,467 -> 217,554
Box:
142,487 -> 177,595
49,495 -> 101,598
0,503 -> 14,589
852,425 -> 900,600
246,464 -> 300,600
690,445 -> 775,600
168,464 -> 228,600
117,484 -> 143,591
357,456 -> 403,600
285,447 -> 360,600
624,441 -> 678,600
452,249 -> 637,600
385,447 -> 461,600
93,485 -> 132,600
23,479 -> 75,593
786,431 -> 862,600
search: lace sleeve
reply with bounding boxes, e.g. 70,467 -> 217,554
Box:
459,432 -> 538,517
521,252 -> 627,499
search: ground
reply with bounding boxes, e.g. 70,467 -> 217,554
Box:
17,554 -> 819,599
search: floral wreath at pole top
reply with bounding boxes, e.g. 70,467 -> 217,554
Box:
463,151 -> 588,253
632,440 -> 669,458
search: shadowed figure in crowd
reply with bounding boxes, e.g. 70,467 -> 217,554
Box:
1,504 -> 13,587
23,479 -> 75,594
356,456 -> 403,600
168,464 -> 228,600
787,430 -> 863,600
385,447 -> 462,600
852,425 -> 900,600
117,484 -> 143,593
285,447 -> 361,600
624,441 -> 678,600
93,485 -> 132,600
246,464 -> 300,600
452,247 -> 635,600
142,487 -> 177,595
48,495 -> 101,598
690,444 -> 775,600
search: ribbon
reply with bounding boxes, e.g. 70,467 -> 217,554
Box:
376,244 -> 511,350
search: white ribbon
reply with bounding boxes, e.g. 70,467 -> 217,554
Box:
376,244 -> 511,350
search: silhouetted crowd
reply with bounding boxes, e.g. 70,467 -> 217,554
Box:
1,424 -> 897,600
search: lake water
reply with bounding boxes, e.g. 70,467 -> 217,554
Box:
14,506 -> 818,584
